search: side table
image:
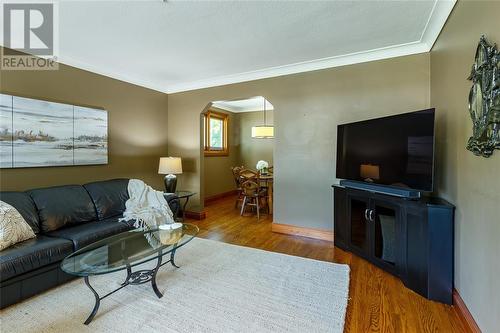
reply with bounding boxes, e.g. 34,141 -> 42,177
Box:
174,191 -> 196,221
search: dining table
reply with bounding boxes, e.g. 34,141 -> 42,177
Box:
259,173 -> 273,215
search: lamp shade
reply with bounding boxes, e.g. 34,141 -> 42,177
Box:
158,157 -> 182,175
360,164 -> 380,180
251,126 -> 274,138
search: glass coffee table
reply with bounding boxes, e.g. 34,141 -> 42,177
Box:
61,223 -> 199,325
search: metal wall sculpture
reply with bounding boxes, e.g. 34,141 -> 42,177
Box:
467,35 -> 500,157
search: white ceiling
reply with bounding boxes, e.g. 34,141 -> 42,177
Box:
1,0 -> 456,93
212,96 -> 274,113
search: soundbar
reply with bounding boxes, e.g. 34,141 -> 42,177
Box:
339,180 -> 421,199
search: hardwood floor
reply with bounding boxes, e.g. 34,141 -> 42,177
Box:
186,195 -> 468,333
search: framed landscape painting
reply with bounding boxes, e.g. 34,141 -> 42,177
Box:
0,93 -> 108,168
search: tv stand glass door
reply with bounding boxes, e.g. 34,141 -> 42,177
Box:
348,195 -> 370,256
372,200 -> 399,270
347,192 -> 401,274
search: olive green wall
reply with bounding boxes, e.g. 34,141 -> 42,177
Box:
203,108 -> 240,198
237,110 -> 274,169
430,1 -> 500,331
168,53 -> 431,230
0,48 -> 169,191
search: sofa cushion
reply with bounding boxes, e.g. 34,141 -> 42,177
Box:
84,179 -> 129,220
0,192 -> 40,234
28,185 -> 98,233
0,201 -> 36,251
0,236 -> 73,282
46,217 -> 132,250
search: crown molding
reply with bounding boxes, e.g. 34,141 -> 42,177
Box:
18,0 -> 455,95
54,54 -> 166,94
165,41 -> 429,93
420,0 -> 457,50
212,97 -> 274,113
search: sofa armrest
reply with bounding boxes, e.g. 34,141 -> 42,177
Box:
163,194 -> 180,219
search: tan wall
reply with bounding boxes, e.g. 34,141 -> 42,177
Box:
168,53 -> 431,229
203,108 -> 240,198
430,1 -> 500,331
0,48 -> 169,191
237,110 -> 274,169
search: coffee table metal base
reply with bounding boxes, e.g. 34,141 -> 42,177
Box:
83,248 -> 178,325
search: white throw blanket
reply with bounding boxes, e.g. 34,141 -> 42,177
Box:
120,179 -> 175,229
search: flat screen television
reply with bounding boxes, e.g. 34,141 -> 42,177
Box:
336,108 -> 435,192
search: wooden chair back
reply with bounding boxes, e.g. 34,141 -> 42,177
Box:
231,166 -> 244,188
241,179 -> 260,197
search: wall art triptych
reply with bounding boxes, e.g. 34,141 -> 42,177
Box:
0,94 -> 108,168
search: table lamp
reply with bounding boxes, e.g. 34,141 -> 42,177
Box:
360,164 -> 380,182
158,157 -> 182,193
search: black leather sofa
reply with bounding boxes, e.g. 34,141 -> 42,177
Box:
0,178 -> 179,309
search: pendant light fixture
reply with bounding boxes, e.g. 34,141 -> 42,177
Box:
251,98 -> 274,138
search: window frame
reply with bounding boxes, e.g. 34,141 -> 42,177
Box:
204,110 -> 229,157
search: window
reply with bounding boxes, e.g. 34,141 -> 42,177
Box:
204,110 -> 228,156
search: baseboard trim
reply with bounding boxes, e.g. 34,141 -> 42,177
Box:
184,210 -> 207,220
453,289 -> 481,333
272,223 -> 334,242
204,190 -> 238,205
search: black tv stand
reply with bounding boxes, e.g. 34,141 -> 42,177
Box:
332,184 -> 454,304
339,180 -> 422,199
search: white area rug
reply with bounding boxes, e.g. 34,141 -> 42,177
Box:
0,238 -> 350,333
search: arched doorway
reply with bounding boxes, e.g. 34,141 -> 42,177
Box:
199,96 -> 274,214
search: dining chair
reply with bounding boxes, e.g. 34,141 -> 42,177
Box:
240,179 -> 268,220
241,168 -> 266,194
242,168 -> 269,191
231,166 -> 245,208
